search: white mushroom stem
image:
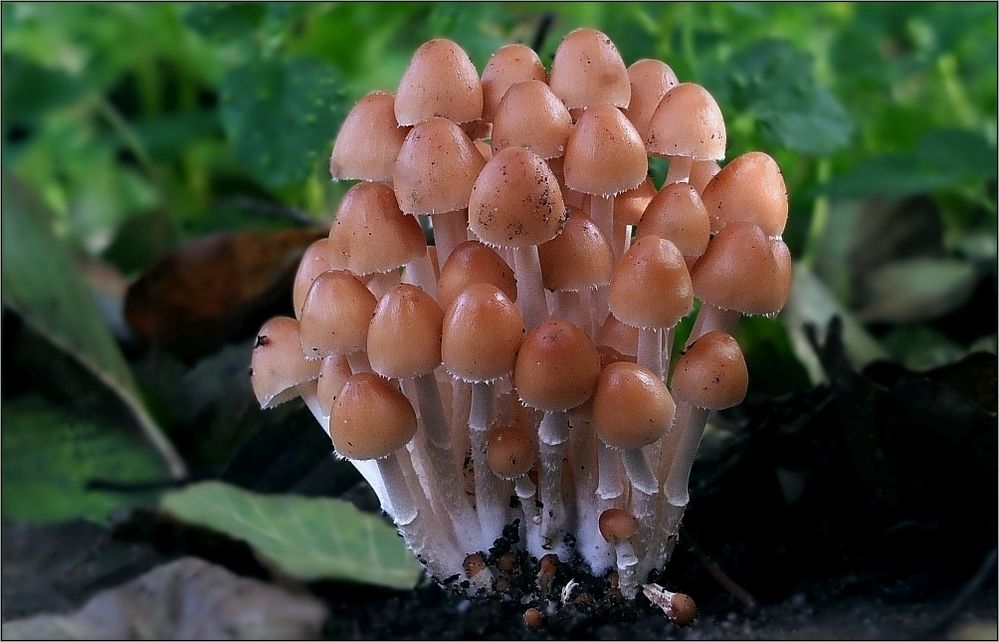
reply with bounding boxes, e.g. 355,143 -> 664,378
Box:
590,195 -> 615,256
375,452 -> 419,525
622,447 -> 658,515
596,441 -> 625,500
430,211 -> 468,266
555,290 -> 588,330
571,419 -> 615,576
512,245 -> 548,328
538,409 -> 570,547
345,351 -> 371,374
402,248 -> 438,299
688,304 -> 741,346
616,540 -> 640,599
470,426 -> 510,547
469,381 -> 496,431
513,473 -> 542,549
365,269 -> 401,300
664,155 -> 693,185
664,402 -> 711,507
413,372 -> 451,448
612,219 -> 630,261
637,327 -> 664,380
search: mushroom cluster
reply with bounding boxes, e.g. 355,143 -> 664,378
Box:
250,29 -> 790,617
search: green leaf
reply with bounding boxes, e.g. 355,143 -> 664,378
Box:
182,3 -> 267,39
220,55 -> 347,188
1,174 -> 184,475
856,258 -> 979,323
161,482 -> 422,589
1,398 -> 167,523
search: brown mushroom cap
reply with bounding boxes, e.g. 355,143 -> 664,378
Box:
251,316 -> 322,409
299,270 -> 378,359
329,372 -> 418,460
491,80 -> 573,160
442,282 -> 525,382
437,240 -> 518,311
293,238 -> 334,318
330,91 -> 409,183
395,38 -> 483,126
367,284 -> 444,379
608,236 -> 693,330
592,361 -> 675,449
393,117 -> 486,216
598,313 -> 640,357
317,354 -> 352,417
690,221 -> 792,315
598,508 -> 640,542
646,83 -> 726,161
614,176 -> 657,226
327,182 -> 426,275
623,59 -> 679,142
467,146 -> 567,248
480,43 -> 547,123
671,331 -> 748,410
689,160 -> 721,195
701,151 -> 788,236
537,207 -> 614,291
549,28 -> 630,110
514,319 -> 602,412
637,182 -> 711,259
564,104 -> 648,197
486,422 -> 537,479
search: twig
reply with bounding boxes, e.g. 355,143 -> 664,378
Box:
681,527 -> 758,610
224,196 -> 317,227
531,13 -> 555,54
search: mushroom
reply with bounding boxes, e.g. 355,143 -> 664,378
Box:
298,270 -> 378,373
646,83 -> 726,185
642,584 -> 697,625
292,238 -> 334,319
689,160 -> 721,195
623,59 -> 679,142
549,28 -> 630,111
486,420 -> 541,538
251,316 -> 322,410
329,91 -> 409,184
395,38 -> 483,127
700,151 -> 788,237
637,182 -> 711,269
599,508 -> 641,598
491,80 -> 573,160
437,240 -> 517,313
611,176 -> 658,259
480,43 -> 547,124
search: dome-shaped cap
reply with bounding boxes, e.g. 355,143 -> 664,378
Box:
608,236 -> 693,330
442,282 -> 524,383
327,182 -> 426,275
637,182 -> 711,259
330,91 -> 409,183
393,117 -> 486,216
395,39 -> 483,126
330,372 -> 418,460
468,146 -> 566,248
367,284 -> 443,379
491,80 -> 573,160
598,313 -> 639,357
251,316 -> 322,409
614,176 -> 657,226
646,83 -> 726,161
293,239 -> 334,318
481,44 -> 547,122
690,221 -> 792,315
671,331 -> 748,410
701,151 -> 788,236
564,104 -> 648,197
317,354 -> 352,417
689,160 -> 720,195
549,28 -> 630,110
437,240 -> 517,311
598,508 -> 639,542
592,361 -> 674,449
623,59 -> 679,142
486,422 -> 537,479
538,207 -> 614,292
299,270 -> 378,359
514,319 -> 601,411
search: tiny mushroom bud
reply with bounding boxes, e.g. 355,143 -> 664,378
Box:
599,507 -> 641,598
643,584 -> 697,626
251,316 -> 322,409
395,39 -> 483,126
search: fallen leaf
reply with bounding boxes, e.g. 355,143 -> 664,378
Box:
856,258 -> 979,323
1,557 -> 327,640
160,482 -> 421,589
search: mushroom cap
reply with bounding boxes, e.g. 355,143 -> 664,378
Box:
669,593 -> 697,626
251,316 -> 322,409
486,422 -> 537,479
613,176 -> 657,226
299,270 -> 378,359
367,284 -> 444,379
514,319 -> 601,412
671,330 -> 748,410
437,240 -> 517,311
598,313 -> 639,357
598,508 -> 639,542
317,354 -> 352,417
701,151 -> 788,236
608,236 -> 693,330
442,282 -> 525,383
330,91 -> 409,183
690,221 -> 792,315
491,80 -> 573,160
467,146 -> 567,248
549,28 -> 630,110
623,59 -> 679,141
393,117 -> 486,216
637,182 -> 711,259
646,83 -> 726,161
480,43 -> 548,122
395,38 -> 483,126
564,104 -> 648,197
689,160 -> 721,195
327,182 -> 426,275
293,238 -> 334,318
329,372 -> 418,460
537,207 -> 614,292
592,361 -> 675,449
